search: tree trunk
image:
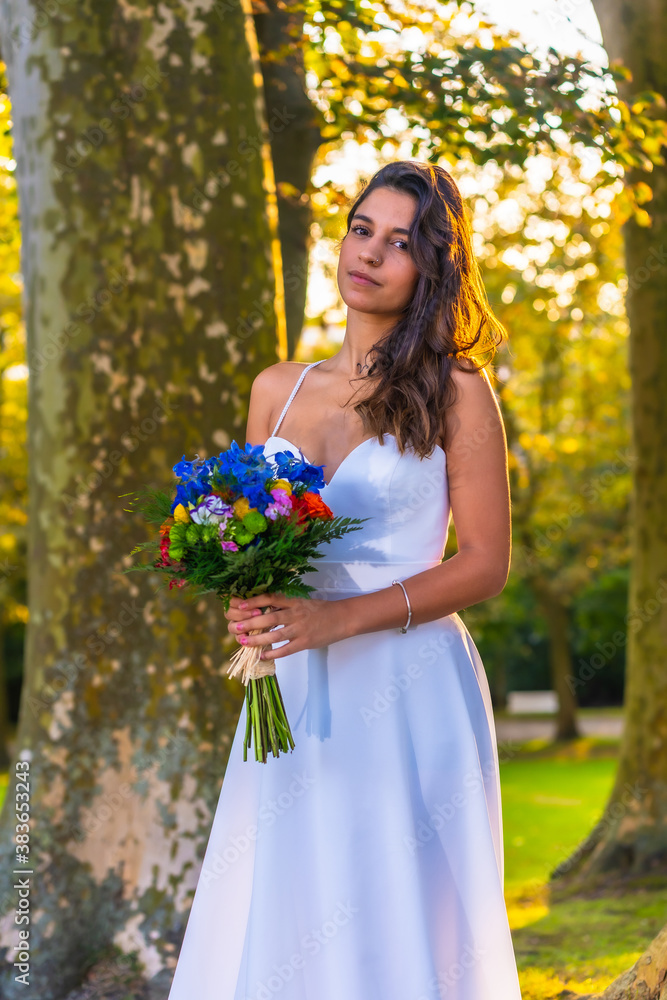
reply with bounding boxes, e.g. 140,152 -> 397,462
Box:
0,619 -> 10,770
531,576 -> 580,741
560,920 -> 667,999
552,0 -> 667,885
0,2 -> 285,997
254,1 -> 324,358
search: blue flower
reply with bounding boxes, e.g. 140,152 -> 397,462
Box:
171,454 -> 215,513
218,440 -> 273,487
271,449 -> 326,492
243,484 -> 275,512
173,454 -> 206,482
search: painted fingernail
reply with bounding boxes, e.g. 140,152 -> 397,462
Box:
239,601 -> 248,609
239,635 -> 248,645
251,609 -> 262,617
235,623 -> 244,633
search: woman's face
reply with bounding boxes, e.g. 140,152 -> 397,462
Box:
338,186 -> 420,317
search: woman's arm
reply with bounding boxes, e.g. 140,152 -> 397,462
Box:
225,363 -> 511,657
339,363 -> 511,637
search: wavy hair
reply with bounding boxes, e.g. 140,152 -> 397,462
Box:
339,160 -> 507,459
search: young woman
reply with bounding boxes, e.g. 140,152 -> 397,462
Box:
168,161 -> 522,999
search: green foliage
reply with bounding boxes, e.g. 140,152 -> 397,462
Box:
123,484 -> 367,608
451,146 -> 633,697
300,0 -> 666,224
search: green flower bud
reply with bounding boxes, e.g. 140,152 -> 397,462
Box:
234,530 -> 253,546
243,510 -> 268,534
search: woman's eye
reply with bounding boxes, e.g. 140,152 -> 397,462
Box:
350,225 -> 408,251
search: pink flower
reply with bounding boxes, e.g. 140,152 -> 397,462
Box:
220,539 -> 239,552
265,487 -> 292,520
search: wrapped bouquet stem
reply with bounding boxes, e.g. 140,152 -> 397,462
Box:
226,610 -> 295,762
123,441 -> 366,763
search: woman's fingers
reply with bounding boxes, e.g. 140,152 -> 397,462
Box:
227,608 -> 287,637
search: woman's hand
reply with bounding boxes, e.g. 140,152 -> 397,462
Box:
224,593 -> 350,661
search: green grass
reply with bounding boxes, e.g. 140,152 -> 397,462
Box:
500,739 -> 667,999
501,747 -> 618,888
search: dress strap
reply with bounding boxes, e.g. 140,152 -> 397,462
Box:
271,360 -> 325,438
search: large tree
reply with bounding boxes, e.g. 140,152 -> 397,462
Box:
551,0 -> 667,885
0,1 -> 285,997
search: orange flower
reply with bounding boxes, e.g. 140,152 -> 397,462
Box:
291,491 -> 334,524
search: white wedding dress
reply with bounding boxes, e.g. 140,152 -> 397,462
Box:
167,360 -> 522,1000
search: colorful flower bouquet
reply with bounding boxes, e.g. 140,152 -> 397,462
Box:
122,442 -> 366,762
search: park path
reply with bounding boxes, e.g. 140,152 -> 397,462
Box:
494,712 -> 624,742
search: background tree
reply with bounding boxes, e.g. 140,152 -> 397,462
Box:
551,0 -> 667,885
0,2 -> 285,997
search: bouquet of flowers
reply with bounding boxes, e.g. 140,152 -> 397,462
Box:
122,442 -> 366,762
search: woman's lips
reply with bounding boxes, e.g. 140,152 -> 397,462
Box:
349,271 -> 380,286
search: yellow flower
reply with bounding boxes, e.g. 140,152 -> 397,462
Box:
173,504 -> 191,523
233,497 -> 251,518
271,478 -> 292,496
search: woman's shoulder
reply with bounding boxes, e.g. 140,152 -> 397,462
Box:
251,360 -> 312,395
447,356 -> 495,402
248,362 -> 314,441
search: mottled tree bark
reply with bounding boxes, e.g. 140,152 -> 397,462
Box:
553,0 -> 667,883
0,1 -> 287,997
560,921 -> 667,999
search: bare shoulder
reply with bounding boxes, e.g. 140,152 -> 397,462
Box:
247,361 -> 312,442
251,360 -> 310,393
443,358 -> 504,452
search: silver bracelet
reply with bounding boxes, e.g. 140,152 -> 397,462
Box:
391,579 -> 412,633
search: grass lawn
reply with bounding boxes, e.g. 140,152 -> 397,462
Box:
500,737 -> 667,998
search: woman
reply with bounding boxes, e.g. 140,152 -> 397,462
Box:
168,161 -> 522,999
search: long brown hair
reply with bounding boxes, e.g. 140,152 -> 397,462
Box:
340,160 -> 507,458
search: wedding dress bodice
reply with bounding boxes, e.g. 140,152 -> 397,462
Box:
262,360 -> 451,596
